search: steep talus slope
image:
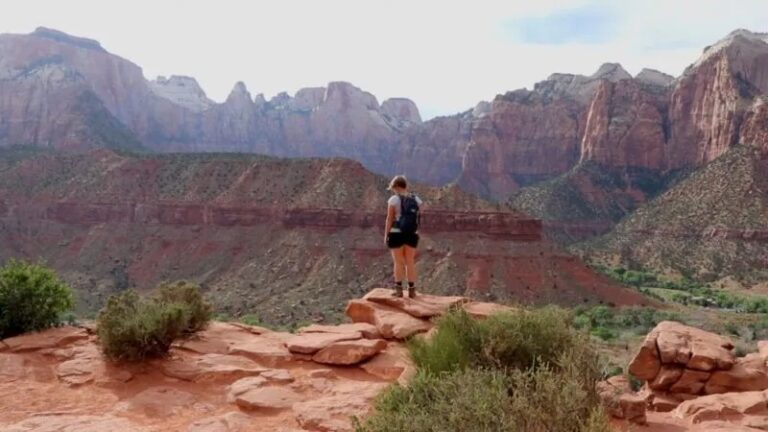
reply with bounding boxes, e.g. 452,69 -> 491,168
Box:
0,149 -> 647,324
581,145 -> 768,281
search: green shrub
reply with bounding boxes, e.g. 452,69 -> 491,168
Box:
0,259 -> 74,338
409,307 -> 579,375
358,350 -> 608,432
154,280 -> 212,332
96,282 -> 211,361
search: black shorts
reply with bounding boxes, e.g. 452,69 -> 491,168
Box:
387,232 -> 419,249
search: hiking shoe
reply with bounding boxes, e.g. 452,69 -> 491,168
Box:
408,287 -> 416,298
393,286 -> 404,297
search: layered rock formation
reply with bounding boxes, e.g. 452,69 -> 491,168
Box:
2,26 -> 768,253
0,148 -> 647,323
608,321 -> 768,431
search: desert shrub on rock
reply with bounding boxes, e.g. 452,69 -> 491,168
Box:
155,280 -> 212,332
409,306 -> 580,374
359,307 -> 610,432
0,259 -> 74,338
97,281 -> 211,361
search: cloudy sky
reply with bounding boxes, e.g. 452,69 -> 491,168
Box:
1,0 -> 767,118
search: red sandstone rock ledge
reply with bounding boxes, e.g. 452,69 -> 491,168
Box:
0,289 -> 512,432
1,200 -> 543,241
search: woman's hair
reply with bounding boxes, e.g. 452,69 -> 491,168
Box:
388,175 -> 408,190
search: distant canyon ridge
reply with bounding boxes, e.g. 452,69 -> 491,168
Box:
2,28 -> 767,206
1,27 -> 768,289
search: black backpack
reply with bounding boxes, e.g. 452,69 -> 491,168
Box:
397,194 -> 420,234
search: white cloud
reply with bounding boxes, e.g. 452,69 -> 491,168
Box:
0,0 -> 766,118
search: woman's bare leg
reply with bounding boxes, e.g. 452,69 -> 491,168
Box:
390,247 -> 406,291
404,246 -> 417,296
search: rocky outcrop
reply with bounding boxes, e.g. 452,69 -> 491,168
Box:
607,322 -> 768,431
625,322 -> 768,413
0,290 -> 537,431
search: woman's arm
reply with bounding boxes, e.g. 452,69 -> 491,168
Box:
384,204 -> 396,244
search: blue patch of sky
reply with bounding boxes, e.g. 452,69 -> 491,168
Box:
503,4 -> 619,45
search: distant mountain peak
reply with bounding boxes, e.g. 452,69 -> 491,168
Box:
32,27 -> 104,52
635,68 -> 674,87
590,62 -> 631,81
693,28 -> 768,68
149,75 -> 213,112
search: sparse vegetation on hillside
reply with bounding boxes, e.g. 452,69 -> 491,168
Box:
96,281 -> 211,361
580,145 -> 768,281
0,259 -> 74,338
357,308 -> 610,432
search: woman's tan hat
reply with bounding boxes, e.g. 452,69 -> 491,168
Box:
387,175 -> 408,190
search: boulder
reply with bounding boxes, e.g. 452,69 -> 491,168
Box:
298,323 -> 381,339
629,332 -> 662,380
285,332 -> 362,354
345,300 -> 431,339
629,322 -> 734,381
312,339 -> 388,366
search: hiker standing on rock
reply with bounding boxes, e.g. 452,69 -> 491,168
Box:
384,175 -> 422,298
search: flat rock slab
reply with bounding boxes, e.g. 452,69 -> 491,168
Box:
4,415 -> 149,432
227,338 -> 293,367
285,332 -> 362,354
162,353 -> 267,382
187,411 -> 254,432
364,288 -> 468,318
1,327 -> 88,352
346,300 -> 431,339
233,386 -> 303,410
298,323 -> 381,339
312,339 -> 388,366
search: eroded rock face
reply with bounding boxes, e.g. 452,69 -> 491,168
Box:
579,79 -> 669,170
668,30 -> 768,168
